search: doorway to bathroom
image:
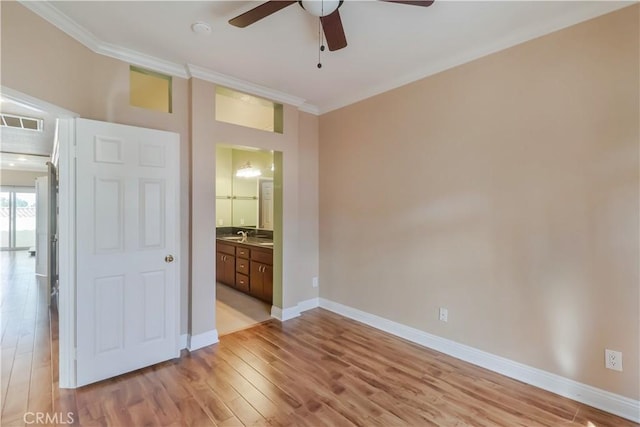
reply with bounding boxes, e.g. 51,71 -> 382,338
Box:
215,144 -> 277,336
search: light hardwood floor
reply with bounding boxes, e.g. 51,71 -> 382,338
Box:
1,251 -> 637,426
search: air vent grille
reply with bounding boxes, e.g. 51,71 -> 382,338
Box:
1,113 -> 43,132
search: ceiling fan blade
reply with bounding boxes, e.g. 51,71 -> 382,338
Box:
380,0 -> 435,6
229,1 -> 297,28
320,9 -> 347,51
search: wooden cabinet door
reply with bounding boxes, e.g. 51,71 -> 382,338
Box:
249,261 -> 273,304
216,253 -> 225,283
223,255 -> 235,286
262,264 -> 273,304
217,252 -> 235,287
249,260 -> 263,299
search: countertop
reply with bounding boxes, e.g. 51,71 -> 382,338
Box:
216,235 -> 274,249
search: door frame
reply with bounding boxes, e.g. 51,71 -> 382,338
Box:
1,87 -> 79,387
57,117 -> 77,388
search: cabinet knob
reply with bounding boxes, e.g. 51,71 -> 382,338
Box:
165,254 -> 174,263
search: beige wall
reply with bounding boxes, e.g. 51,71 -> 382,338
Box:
0,170 -> 46,187
319,5 -> 639,399
1,2 -> 191,334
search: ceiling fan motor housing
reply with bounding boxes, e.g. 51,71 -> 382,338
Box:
299,0 -> 343,17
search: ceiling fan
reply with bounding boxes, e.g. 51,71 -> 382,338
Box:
228,0 -> 435,52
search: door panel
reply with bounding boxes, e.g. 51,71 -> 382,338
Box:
139,179 -> 165,249
93,177 -> 124,253
76,118 -> 180,387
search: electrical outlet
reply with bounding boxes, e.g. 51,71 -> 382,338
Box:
218,218 -> 223,226
312,277 -> 319,288
605,349 -> 622,371
439,307 -> 448,322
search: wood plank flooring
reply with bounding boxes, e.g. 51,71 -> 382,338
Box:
1,251 -> 638,426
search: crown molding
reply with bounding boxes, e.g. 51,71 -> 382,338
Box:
1,86 -> 79,118
19,1 -> 190,79
19,0 -> 102,51
98,43 -> 189,79
318,1 -> 635,114
298,103 -> 320,115
186,64 -> 315,111
17,0 -> 320,113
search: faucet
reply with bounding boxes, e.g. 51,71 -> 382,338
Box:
237,230 -> 248,240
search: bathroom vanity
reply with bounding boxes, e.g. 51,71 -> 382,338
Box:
216,237 -> 273,304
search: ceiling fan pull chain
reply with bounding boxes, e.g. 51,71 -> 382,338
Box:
317,16 -> 323,68
317,0 -> 326,68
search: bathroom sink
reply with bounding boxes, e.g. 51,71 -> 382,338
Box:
258,242 -> 274,246
220,236 -> 244,241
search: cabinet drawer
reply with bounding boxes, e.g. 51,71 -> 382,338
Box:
236,258 -> 249,275
217,243 -> 235,256
251,249 -> 272,265
236,246 -> 250,259
235,273 -> 249,292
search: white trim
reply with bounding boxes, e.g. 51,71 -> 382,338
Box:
18,1 -> 189,79
57,118 -> 77,389
271,297 -> 319,322
179,334 -> 188,350
298,297 -> 320,313
18,1 -> 102,52
186,64 -> 308,109
188,329 -> 219,352
298,103 -> 320,116
98,43 -> 189,79
1,86 -> 78,118
18,1 -> 632,115
270,305 -> 299,322
17,1 -> 320,111
317,2 -> 634,114
318,298 -> 640,423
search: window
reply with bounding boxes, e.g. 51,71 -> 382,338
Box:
1,188 -> 36,250
215,86 -> 283,134
1,113 -> 43,131
129,66 -> 172,113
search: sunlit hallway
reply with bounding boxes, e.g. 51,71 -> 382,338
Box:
0,250 -> 53,425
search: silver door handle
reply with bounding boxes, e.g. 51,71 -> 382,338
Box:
165,255 -> 174,263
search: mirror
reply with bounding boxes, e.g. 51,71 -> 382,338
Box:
216,145 -> 274,230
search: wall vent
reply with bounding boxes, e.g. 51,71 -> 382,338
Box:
1,113 -> 43,132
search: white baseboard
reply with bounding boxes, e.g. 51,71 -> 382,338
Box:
179,334 -> 188,350
187,329 -> 219,351
298,297 -> 320,313
318,298 -> 640,423
271,305 -> 300,321
271,297 -> 320,322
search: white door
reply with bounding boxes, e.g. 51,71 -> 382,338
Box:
75,118 -> 180,387
35,175 -> 49,281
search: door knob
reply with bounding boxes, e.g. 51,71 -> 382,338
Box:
165,255 -> 174,263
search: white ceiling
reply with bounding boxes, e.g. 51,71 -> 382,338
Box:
0,152 -> 49,173
24,1 -> 633,113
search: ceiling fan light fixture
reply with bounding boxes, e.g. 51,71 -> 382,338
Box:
300,0 -> 340,17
